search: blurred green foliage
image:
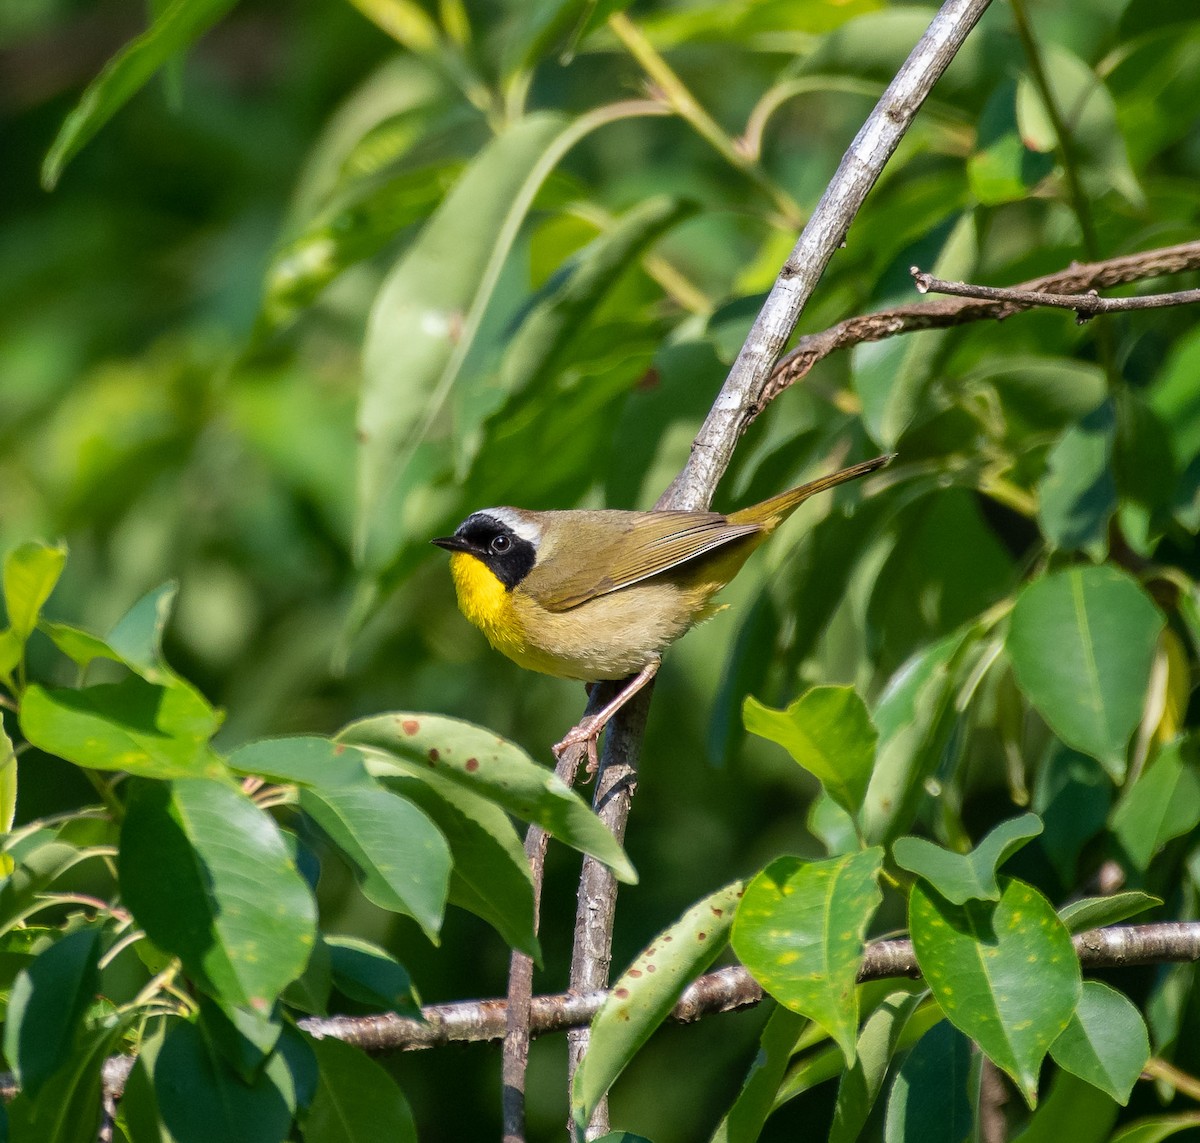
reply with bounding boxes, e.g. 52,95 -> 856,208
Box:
4,0 -> 1200,1138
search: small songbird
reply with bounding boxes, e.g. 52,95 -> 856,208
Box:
432,454 -> 893,765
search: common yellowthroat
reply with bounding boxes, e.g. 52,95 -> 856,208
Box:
432,453 -> 893,763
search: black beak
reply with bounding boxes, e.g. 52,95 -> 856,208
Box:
431,535 -> 475,554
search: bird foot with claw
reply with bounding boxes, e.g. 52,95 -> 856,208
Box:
552,717 -> 602,774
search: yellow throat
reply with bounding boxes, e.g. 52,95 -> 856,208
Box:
449,551 -> 525,654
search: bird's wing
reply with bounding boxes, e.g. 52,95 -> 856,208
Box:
531,511 -> 764,612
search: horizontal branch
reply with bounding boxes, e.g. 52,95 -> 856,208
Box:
297,921 -> 1200,1053
757,238 -> 1200,412
912,267 -> 1200,322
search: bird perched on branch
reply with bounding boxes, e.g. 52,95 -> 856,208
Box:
433,453 -> 893,768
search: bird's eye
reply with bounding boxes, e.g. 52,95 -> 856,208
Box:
490,534 -> 511,554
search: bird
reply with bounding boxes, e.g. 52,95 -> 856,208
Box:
432,453 -> 893,768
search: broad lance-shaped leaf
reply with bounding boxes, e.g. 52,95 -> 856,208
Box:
883,1020 -> 972,1143
299,783 -> 450,943
3,929 -> 100,1100
454,194 -> 697,474
230,736 -> 536,955
42,0 -> 241,188
340,713 -> 636,883
326,936 -> 420,1017
1111,739 -> 1200,872
3,541 -> 66,644
1038,400 -> 1118,555
356,112 -> 566,563
20,677 -> 226,780
1050,981 -> 1149,1105
572,881 -> 744,1129
305,1035 -> 417,1143
1057,891 -> 1160,934
861,625 -> 976,844
731,849 -> 884,1063
1006,566 -> 1163,782
120,778 -> 316,1011
743,686 -> 877,822
909,877 -> 1080,1106
892,813 -> 1043,904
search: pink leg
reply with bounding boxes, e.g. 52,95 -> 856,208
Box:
553,658 -> 661,772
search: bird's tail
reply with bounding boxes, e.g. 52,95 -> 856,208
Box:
728,453 -> 895,530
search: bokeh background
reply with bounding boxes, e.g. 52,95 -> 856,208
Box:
4,0 -> 1200,1137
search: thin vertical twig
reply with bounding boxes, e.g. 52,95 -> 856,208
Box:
565,0 -> 997,1137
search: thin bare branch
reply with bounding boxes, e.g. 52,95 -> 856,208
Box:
757,238 -> 1200,411
911,267 -> 1200,322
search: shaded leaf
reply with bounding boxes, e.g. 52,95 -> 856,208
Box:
303,1035 -> 417,1143
300,783 -> 450,942
3,929 -> 100,1099
120,778 -> 316,1010
1038,400 -> 1117,555
1111,740 -> 1200,871
42,0 -> 242,188
342,713 -> 636,882
1109,1115 -> 1200,1143
883,1020 -> 972,1143
1006,566 -> 1163,781
909,877 -> 1080,1105
153,1019 -> 294,1143
573,881 -> 743,1129
1012,1069 -> 1117,1143
732,850 -> 884,1062
229,736 -> 369,789
743,686 -> 877,821
327,936 -> 420,1017
1049,981 -> 1149,1104
892,813 -> 1043,904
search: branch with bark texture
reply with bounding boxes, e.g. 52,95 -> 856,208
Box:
756,238 -> 1200,413
567,0 -> 997,1134
911,266 -> 1200,321
27,920 -> 1197,1107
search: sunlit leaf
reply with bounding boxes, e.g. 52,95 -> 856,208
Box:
3,542 -> 66,645
573,881 -> 744,1129
732,850 -> 884,1062
1110,740 -> 1200,871
1050,980 -> 1149,1104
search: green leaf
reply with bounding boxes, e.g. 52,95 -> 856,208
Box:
455,194 -> 696,473
381,771 -> 538,960
710,1005 -> 807,1143
1038,400 -> 1118,555
1057,891 -> 1161,934
153,1019 -> 294,1143
120,778 -> 317,1010
342,713 -> 636,883
883,1021 -> 972,1143
303,1035 -> 417,1143
909,877 -> 1081,1105
742,686 -> 877,821
3,929 -> 100,1099
892,813 -> 1043,904
1111,740 -> 1200,871
1006,566 -> 1164,781
967,80 -> 1054,205
41,0 -> 242,188
1049,981 -> 1149,1104
103,582 -> 178,682
1109,1115 -> 1200,1143
862,627 -> 976,844
38,624 -> 119,673
326,936 -> 420,1017
355,112 -> 567,563
572,881 -> 744,1129
7,1019 -> 128,1143
3,542 -> 66,645
195,994 -> 281,1081
1012,1069 -> 1118,1143
0,722 -> 16,837
228,736 -> 370,789
732,850 -> 884,1062
20,678 -> 226,780
830,990 -> 926,1143
299,783 -> 450,942
0,628 -> 21,683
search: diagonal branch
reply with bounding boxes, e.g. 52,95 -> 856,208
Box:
566,1 -> 998,1135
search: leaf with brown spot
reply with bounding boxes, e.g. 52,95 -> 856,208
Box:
572,881 -> 743,1128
